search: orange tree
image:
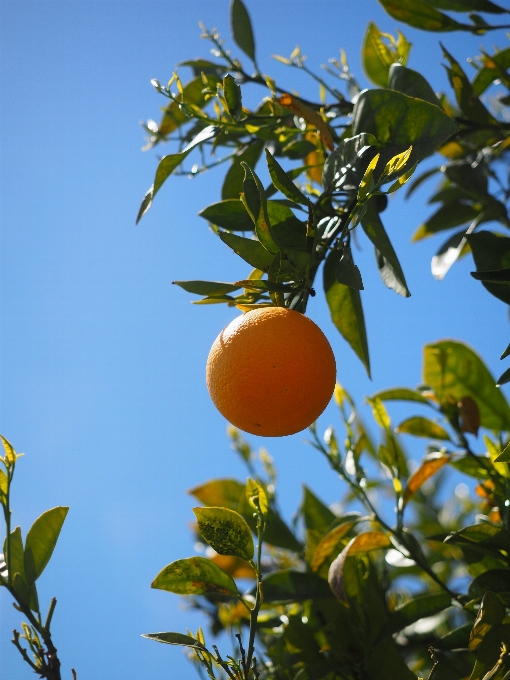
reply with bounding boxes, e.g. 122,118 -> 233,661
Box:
4,1 -> 510,679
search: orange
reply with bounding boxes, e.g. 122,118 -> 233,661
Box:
206,307 -> 336,437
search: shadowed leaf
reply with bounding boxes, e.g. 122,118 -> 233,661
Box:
404,452 -> 450,504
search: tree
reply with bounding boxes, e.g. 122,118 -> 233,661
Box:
3,0 -> 510,678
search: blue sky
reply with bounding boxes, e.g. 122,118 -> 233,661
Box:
1,1 -> 509,678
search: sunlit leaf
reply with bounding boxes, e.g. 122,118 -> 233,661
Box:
311,521 -> 358,572
377,0 -> 465,31
142,631 -> 208,651
423,340 -> 510,431
218,231 -> 275,271
395,416 -> 451,440
223,74 -> 242,120
246,477 -> 268,517
389,63 -> 439,106
403,452 -> 450,504
188,478 -> 245,509
366,397 -> 391,430
265,150 -> 308,206
371,387 -> 432,405
152,556 -> 238,596
193,507 -> 254,561
24,506 -> 69,584
362,22 -> 403,88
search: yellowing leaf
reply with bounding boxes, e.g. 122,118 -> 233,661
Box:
310,521 -> 357,572
403,452 -> 450,505
277,94 -> 334,150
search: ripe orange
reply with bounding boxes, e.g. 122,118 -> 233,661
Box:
206,307 -> 336,437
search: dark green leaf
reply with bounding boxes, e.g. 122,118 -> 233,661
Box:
469,570 -> 510,600
324,248 -> 370,378
151,556 -> 238,596
361,200 -> 410,297
241,163 -> 279,254
189,478 -> 244,508
497,367 -> 510,387
389,63 -> 439,105
173,281 -> 241,296
261,569 -> 333,604
436,623 -> 472,649
223,74 -> 242,120
371,387 -> 432,405
352,89 -> 457,164
424,340 -> 510,431
265,149 -> 308,205
442,46 -> 495,125
218,231 -> 275,271
199,199 -> 254,231
473,47 -> 510,96
335,246 -> 364,290
178,59 -> 228,78
501,343 -> 510,361
377,0 -> 465,31
386,592 -> 452,635
322,133 -> 377,193
412,201 -> 479,241
302,486 -> 336,535
406,166 -> 440,198
281,139 -> 317,160
446,524 -> 510,552
431,228 -> 471,280
468,231 -> 510,305
222,140 -> 264,200
137,125 -> 218,223
426,0 -> 506,12
24,507 -> 69,584
471,268 -> 510,283
395,416 -> 451,440
230,0 -> 256,63
193,507 -> 254,561
234,279 -> 294,293
142,632 -> 208,650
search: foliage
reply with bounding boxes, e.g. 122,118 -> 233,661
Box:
137,0 -> 510,382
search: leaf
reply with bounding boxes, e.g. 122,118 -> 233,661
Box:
403,452 -> 450,504
395,416 -> 451,440
193,507 -> 254,561
261,569 -> 333,604
223,74 -> 242,120
352,88 -> 457,164
469,570 -> 510,600
424,340 -> 510,431
377,0 -> 465,31
385,592 -> 452,635
277,94 -> 335,151
0,469 -> 7,503
322,133 -> 377,193
451,453 -> 492,479
281,139 -> 317,160
361,200 -> 410,297
497,368 -> 510,388
366,396 -> 391,430
222,140 -> 264,200
142,632 -> 208,651
362,22 -> 402,88
335,246 -> 364,290
156,77 -> 220,137
246,477 -> 268,517
265,150 -> 308,206
473,47 -> 510,96
209,553 -> 256,579
136,125 -> 218,222
469,591 -> 506,652
0,435 -> 17,466
324,248 -> 370,378
173,281 -> 241,297
412,201 -> 479,242
24,507 -> 69,584
151,556 -> 238,596
328,532 -> 391,602
301,486 -> 336,535
311,521 -> 358,572
459,395 -> 480,435
431,228 -> 471,280
241,163 -> 279,254
199,199 -> 254,231
218,231 -> 275,272
189,479 -> 245,509
468,231 -> 510,306
230,0 -> 256,64
371,387 -> 431,405
389,64 -> 439,106
8,526 -> 26,583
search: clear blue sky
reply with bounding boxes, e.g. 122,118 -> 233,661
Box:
1,1 -> 509,678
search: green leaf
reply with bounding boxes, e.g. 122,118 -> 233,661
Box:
24,506 -> 69,584
442,45 -> 495,126
501,343 -> 510,361
362,22 -> 403,88
311,521 -> 359,572
193,507 -> 254,561
218,231 -> 275,271
497,367 -> 510,388
385,592 -> 452,635
431,228 -> 471,280
261,569 -> 333,604
469,591 -> 506,651
142,632 -> 208,651
352,88 -> 457,164
156,77 -> 221,137
334,246 -> 364,290
389,64 -> 439,106
246,477 -> 268,517
0,469 -> 7,503
412,202 -> 479,241
222,140 -> 264,200
302,486 -> 336,535
473,47 -> 510,96
423,340 -> 510,431
223,74 -> 242,120
377,0 -> 465,31
0,434 -> 17,466
366,396 -> 391,430
395,416 -> 451,440
427,0 -> 506,13
322,133 -> 377,193
241,163 -> 279,254
451,453 -> 492,479
281,139 -> 317,160
137,125 -> 218,223
361,200 -> 410,297
199,199 -> 254,231
8,526 -> 26,583
230,0 -> 256,63
173,281 -> 241,296
324,248 -> 370,378
371,387 -> 432,405
468,232 -> 510,306
188,478 -> 245,509
469,570 -> 510,600
151,556 -> 238,596
265,150 -> 308,206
